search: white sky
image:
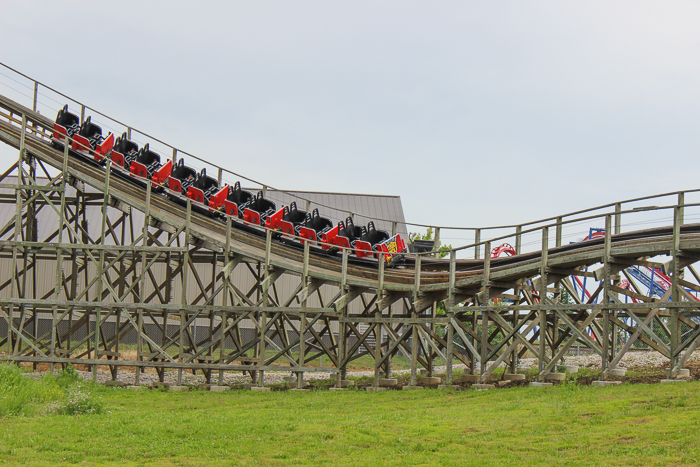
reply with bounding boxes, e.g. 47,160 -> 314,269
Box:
1,1 -> 699,243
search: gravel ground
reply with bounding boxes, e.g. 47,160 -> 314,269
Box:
18,350 -> 700,387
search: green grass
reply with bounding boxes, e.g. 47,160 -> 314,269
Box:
1,373 -> 700,466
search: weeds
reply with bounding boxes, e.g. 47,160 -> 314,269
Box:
0,364 -> 103,418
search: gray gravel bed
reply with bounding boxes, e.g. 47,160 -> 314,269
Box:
19,350 -> 700,386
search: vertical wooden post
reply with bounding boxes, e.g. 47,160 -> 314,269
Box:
135,178 -> 151,385
95,159 -> 111,381
9,115 -> 27,357
538,228 -> 548,381
446,250 -> 456,384
601,215 -> 612,378
670,205 -> 681,375
511,227 -> 522,374
374,256 -> 385,388
336,248 -> 349,388
51,126 -> 70,373
258,228 -> 272,386
614,203 -> 622,235
298,240 -> 310,389
555,217 -> 562,248
411,254 -> 421,386
32,82 -> 38,112
433,227 -> 441,256
178,200 -> 192,385
480,242 -> 491,379
218,215 -> 232,386
474,229 -> 481,259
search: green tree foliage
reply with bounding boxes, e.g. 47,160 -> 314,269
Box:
409,227 -> 452,259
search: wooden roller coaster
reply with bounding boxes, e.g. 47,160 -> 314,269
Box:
2,62 -> 700,388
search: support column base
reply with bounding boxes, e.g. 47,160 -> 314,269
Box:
608,368 -> 626,377
170,386 -> 188,391
378,378 -> 398,387
418,376 -> 442,386
544,372 -> 566,381
402,386 -> 424,390
660,379 -> 684,384
210,386 -> 229,392
251,386 -> 270,392
437,385 -> 460,389
503,373 -> 525,381
328,387 -> 346,391
365,387 -> 387,392
665,369 -> 690,378
473,384 -> 494,390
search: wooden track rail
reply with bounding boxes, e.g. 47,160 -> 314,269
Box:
1,69 -> 700,387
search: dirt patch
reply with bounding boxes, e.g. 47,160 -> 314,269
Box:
618,437 -> 636,443
624,374 -> 664,384
576,375 -> 596,386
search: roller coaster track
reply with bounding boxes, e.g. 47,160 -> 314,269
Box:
1,64 -> 700,387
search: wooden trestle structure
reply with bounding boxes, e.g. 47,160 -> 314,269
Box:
2,65 -> 700,388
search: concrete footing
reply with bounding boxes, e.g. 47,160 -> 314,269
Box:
328,387 -> 346,391
665,369 -> 691,378
592,380 -> 622,387
419,376 -> 441,386
378,378 -> 398,388
170,386 -> 188,391
126,385 -> 143,390
661,379 -> 684,384
340,380 -> 355,388
529,382 -> 553,388
545,372 -> 566,382
251,386 -> 271,392
558,365 -> 579,373
473,384 -> 494,390
609,368 -> 627,377
366,387 -> 387,392
402,386 -> 424,390
290,388 -> 310,392
210,386 -> 229,392
437,385 -> 461,389
503,373 -> 526,381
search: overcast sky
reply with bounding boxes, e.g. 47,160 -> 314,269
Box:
1,1 -> 699,243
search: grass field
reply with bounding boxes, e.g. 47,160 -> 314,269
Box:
1,365 -> 699,466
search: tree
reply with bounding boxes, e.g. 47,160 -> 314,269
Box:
409,227 -> 452,259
